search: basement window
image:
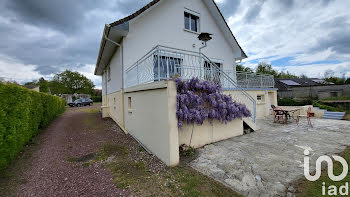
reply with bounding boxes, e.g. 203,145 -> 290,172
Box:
257,95 -> 265,103
184,11 -> 199,33
128,97 -> 132,112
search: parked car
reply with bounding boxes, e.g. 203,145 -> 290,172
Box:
68,98 -> 93,107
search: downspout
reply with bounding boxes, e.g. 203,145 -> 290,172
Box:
199,41 -> 208,79
103,24 -> 129,135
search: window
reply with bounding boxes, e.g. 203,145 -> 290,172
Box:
154,55 -> 182,81
184,12 -> 199,32
204,61 -> 222,84
107,66 -> 111,81
257,95 -> 265,102
128,97 -> 132,113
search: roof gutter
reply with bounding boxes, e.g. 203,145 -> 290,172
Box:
104,24 -> 121,47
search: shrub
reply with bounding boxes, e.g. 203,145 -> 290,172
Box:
313,101 -> 345,112
91,96 -> 102,102
0,83 -> 65,169
278,98 -> 313,106
174,78 -> 251,129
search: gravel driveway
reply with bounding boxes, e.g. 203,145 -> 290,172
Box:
0,105 -> 129,197
190,118 -> 350,197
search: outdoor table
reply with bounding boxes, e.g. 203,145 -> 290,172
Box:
273,107 -> 301,121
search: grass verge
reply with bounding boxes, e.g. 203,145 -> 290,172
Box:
93,142 -> 241,197
294,147 -> 350,197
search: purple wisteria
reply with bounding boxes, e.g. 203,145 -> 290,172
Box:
174,77 -> 251,129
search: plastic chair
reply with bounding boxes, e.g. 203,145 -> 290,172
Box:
273,107 -> 287,124
296,107 -> 314,127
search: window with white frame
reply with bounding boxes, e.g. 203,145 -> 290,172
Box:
184,11 -> 199,32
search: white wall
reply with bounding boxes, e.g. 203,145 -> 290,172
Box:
123,0 -> 238,75
105,46 -> 123,94
123,81 -> 179,166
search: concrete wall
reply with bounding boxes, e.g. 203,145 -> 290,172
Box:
278,84 -> 350,99
123,81 -> 179,166
179,119 -> 243,148
123,0 -> 238,74
224,89 -> 278,119
118,80 -> 248,166
278,105 -> 325,118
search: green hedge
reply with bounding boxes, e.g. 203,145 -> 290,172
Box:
278,98 -> 313,106
91,96 -> 102,102
0,83 -> 65,169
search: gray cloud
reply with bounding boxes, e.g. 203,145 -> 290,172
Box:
244,2 -> 264,23
0,0 -> 349,85
215,0 -> 241,18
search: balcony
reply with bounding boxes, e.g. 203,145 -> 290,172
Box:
124,45 -> 275,123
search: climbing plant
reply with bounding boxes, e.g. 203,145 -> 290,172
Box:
174,77 -> 251,129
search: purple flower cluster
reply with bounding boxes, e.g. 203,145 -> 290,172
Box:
174,77 -> 251,129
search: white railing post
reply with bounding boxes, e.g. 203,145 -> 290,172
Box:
157,47 -> 161,81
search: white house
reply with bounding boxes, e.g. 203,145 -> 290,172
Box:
94,0 -> 277,166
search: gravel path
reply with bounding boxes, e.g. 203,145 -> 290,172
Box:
0,105 -> 128,197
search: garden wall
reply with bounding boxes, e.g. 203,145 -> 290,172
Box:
0,83 -> 66,169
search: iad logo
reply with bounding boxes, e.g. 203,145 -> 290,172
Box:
303,150 -> 349,196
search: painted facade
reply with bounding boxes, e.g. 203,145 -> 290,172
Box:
96,0 -> 277,166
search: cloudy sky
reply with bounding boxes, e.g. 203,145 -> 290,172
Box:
0,0 -> 349,88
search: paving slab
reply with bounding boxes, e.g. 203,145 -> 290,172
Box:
190,118 -> 350,196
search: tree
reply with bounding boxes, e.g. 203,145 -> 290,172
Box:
324,69 -> 335,79
236,64 -> 253,72
38,77 -> 50,93
50,70 -> 95,95
300,74 -> 308,79
276,71 -> 299,79
256,62 -> 278,76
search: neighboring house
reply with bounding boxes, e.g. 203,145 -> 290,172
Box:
94,0 -> 277,166
23,85 -> 40,92
275,78 -> 350,99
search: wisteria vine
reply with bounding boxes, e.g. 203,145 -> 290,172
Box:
174,77 -> 251,129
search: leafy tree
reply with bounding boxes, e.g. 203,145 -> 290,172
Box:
50,70 -> 95,95
256,62 -> 278,76
236,64 -> 253,72
38,77 -> 49,93
345,78 -> 350,84
276,71 -> 299,79
300,74 -> 308,79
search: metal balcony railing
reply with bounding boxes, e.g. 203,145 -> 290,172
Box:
235,71 -> 275,88
125,45 -> 257,122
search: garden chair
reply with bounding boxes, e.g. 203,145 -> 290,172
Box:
273,106 -> 287,124
296,107 -> 314,127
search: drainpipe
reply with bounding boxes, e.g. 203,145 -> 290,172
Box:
199,41 -> 208,79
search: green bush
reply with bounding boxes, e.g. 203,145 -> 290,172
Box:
312,101 -> 345,112
0,83 -> 65,169
278,98 -> 313,106
91,96 -> 102,103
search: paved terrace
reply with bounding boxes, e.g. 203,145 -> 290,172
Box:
190,118 -> 350,197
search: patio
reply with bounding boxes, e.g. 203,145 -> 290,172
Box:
190,118 -> 350,196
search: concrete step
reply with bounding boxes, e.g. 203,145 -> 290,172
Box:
322,111 -> 345,120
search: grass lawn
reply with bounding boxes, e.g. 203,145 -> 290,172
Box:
84,142 -> 242,197
93,102 -> 102,106
294,147 -> 350,197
